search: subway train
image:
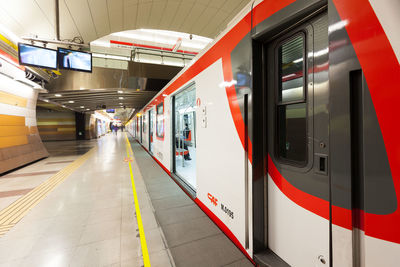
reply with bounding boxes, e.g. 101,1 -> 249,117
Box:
126,0 -> 400,266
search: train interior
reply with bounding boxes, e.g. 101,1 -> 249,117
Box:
173,85 -> 197,190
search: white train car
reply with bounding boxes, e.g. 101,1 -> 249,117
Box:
127,0 -> 400,266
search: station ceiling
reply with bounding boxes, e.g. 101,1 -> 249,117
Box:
0,0 -> 250,43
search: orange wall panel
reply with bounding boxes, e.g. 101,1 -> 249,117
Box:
0,135 -> 28,149
0,114 -> 25,126
0,126 -> 29,137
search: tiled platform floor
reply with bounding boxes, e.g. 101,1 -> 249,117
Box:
0,133 -> 253,267
129,139 -> 253,267
0,140 -> 95,211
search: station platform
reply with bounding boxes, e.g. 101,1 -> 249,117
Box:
0,133 -> 253,267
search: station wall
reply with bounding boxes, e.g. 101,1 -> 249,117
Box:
36,109 -> 76,141
0,57 -> 49,174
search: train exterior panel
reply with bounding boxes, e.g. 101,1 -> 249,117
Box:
126,0 -> 400,266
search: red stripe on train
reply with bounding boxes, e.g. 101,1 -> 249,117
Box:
333,0 -> 400,243
132,138 -> 255,265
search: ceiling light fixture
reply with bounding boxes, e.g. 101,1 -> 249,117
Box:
118,90 -> 123,94
68,100 -> 74,103
55,94 -> 62,97
119,97 -> 124,100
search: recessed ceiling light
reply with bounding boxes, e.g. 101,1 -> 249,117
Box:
62,105 -> 66,108
55,94 -> 62,97
119,97 -> 124,100
43,99 -> 49,102
80,87 -> 85,90
118,90 -> 123,94
119,103 -> 123,105
68,101 -> 74,103
80,106 -> 85,108
86,108 -> 90,111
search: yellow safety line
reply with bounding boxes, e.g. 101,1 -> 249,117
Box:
125,133 -> 151,267
0,33 -> 18,51
0,147 -> 95,236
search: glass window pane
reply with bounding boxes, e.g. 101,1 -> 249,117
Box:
156,103 -> 164,138
174,86 -> 196,190
277,103 -> 307,163
279,35 -> 305,103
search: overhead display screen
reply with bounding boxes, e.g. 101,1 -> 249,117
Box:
58,48 -> 92,72
18,43 -> 57,70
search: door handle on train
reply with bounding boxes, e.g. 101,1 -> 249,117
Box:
315,154 -> 328,175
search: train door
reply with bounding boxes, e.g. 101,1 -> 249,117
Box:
172,84 -> 196,191
261,12 -> 330,266
149,109 -> 154,153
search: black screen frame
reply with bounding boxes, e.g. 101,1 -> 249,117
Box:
57,47 -> 93,73
18,43 -> 58,70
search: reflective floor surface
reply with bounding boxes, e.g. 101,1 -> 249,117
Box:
0,133 -> 173,267
0,132 -> 252,267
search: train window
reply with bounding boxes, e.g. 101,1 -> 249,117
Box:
142,114 -> 146,133
156,102 -> 164,138
278,34 -> 305,103
277,103 -> 307,163
276,34 -> 307,164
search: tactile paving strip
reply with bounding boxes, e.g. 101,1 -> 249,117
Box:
0,148 -> 96,237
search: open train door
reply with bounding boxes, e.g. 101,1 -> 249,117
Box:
252,5 -> 330,267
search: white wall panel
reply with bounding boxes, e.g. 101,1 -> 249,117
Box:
107,0 -> 124,33
65,0 -> 98,41
88,0 -> 110,38
147,1 -> 168,29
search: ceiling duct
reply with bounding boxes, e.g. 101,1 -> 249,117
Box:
47,63 -> 181,92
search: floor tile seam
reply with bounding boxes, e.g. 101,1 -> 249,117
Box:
146,193 -> 187,202
0,170 -> 77,224
76,234 -> 123,248
155,213 -> 217,229
0,251 -> 29,264
154,204 -> 205,217
125,136 -> 155,266
0,154 -> 96,222
0,171 -> 60,179
128,141 -> 177,267
23,232 -> 80,260
120,168 -> 125,266
0,148 -> 96,232
0,188 -> 33,198
221,258 -> 250,267
152,202 -> 195,212
146,186 -> 187,194
165,232 -> 224,249
0,182 -> 63,224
